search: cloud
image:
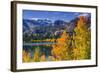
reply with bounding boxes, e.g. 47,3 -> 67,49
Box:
73,13 -> 80,16
78,13 -> 90,18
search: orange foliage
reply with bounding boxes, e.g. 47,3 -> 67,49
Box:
40,54 -> 46,61
51,31 -> 70,60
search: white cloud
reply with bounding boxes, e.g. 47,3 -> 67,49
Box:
78,13 -> 90,18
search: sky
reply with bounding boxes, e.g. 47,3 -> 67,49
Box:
23,10 -> 90,22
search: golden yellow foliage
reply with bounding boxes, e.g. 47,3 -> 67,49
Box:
23,50 -> 30,62
72,16 -> 91,60
33,47 -> 40,62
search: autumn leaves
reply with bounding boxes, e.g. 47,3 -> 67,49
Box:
51,16 -> 91,60
51,31 -> 70,60
23,15 -> 91,62
72,16 -> 91,60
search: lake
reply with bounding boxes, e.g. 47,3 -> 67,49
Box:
23,42 -> 56,58
23,42 -> 56,46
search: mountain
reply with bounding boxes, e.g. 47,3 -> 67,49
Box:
54,20 -> 67,27
65,17 -> 78,32
23,14 -> 91,42
23,19 -> 52,35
